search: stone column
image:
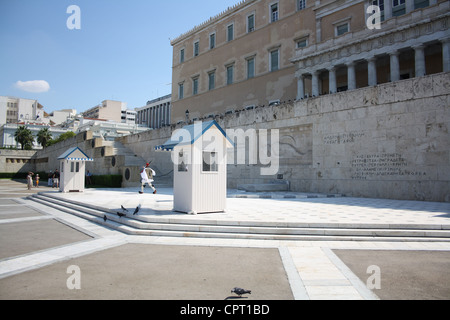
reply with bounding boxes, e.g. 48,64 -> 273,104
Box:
150,108 -> 153,127
384,0 -> 392,20
442,38 -> 450,72
328,67 -> 337,94
150,107 -> 154,128
405,0 -> 414,14
296,74 -> 305,100
312,71 -> 319,97
368,57 -> 377,86
347,62 -> 356,90
414,44 -> 426,77
168,103 -> 172,126
390,51 -> 400,82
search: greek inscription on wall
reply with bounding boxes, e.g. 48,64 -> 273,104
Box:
323,131 -> 365,145
351,153 -> 426,180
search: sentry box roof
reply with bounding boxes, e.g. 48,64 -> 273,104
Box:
155,120 -> 234,152
57,147 -> 94,162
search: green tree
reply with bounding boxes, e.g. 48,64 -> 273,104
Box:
37,127 -> 53,148
47,131 -> 76,147
14,126 -> 34,150
57,131 -> 76,141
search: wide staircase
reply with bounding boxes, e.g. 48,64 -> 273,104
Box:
28,192 -> 450,242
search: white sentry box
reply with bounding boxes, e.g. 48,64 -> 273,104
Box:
57,147 -> 93,193
156,120 -> 234,214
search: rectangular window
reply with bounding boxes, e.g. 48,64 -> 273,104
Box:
180,48 -> 185,63
336,23 -> 349,36
270,3 -> 279,22
227,65 -> 234,85
178,83 -> 184,99
296,38 -> 308,48
202,152 -> 218,172
194,41 -> 199,57
71,162 -> 74,173
208,72 -> 215,91
247,14 -> 255,33
76,162 -> 80,173
297,0 -> 306,11
270,49 -> 279,72
372,0 -> 385,21
414,0 -> 429,9
192,77 -> 199,95
247,57 -> 255,79
178,150 -> 188,172
227,24 -> 234,42
209,33 -> 215,50
392,0 -> 406,16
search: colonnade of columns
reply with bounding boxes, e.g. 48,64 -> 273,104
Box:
296,38 -> 450,100
137,102 -> 171,129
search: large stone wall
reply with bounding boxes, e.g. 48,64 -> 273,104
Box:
0,149 -> 37,174
120,72 -> 449,202
25,72 -> 449,201
33,131 -> 127,178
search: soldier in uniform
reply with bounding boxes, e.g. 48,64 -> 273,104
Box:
139,163 -> 157,194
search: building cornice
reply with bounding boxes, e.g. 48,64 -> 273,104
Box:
170,0 -> 258,46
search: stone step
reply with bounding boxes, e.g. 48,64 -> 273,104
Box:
238,181 -> 290,192
29,193 -> 450,242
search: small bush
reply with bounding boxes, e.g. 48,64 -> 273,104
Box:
0,171 -> 49,180
0,172 -> 28,179
90,175 -> 122,188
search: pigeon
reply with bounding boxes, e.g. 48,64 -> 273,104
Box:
103,215 -> 107,222
133,204 -> 141,215
121,205 -> 129,213
231,287 -> 251,297
117,212 -> 126,218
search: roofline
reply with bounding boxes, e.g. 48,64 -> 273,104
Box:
155,120 -> 235,151
57,147 -> 92,160
170,0 -> 258,46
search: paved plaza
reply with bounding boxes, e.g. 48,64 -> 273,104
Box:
0,179 -> 450,300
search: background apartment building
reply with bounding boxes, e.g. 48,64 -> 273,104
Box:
0,96 -> 46,125
170,0 -> 449,124
82,100 -> 136,124
135,94 -> 172,129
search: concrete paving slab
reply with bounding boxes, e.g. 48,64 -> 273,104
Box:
332,250 -> 450,300
0,205 -> 44,220
0,219 -> 92,260
0,199 -> 22,205
0,244 -> 294,300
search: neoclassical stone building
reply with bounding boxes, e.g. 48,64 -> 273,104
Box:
293,0 -> 450,99
27,0 -> 450,202
170,0 -> 449,123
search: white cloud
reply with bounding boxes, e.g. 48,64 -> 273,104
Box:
14,80 -> 50,93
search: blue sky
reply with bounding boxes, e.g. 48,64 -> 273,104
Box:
0,0 -> 240,113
